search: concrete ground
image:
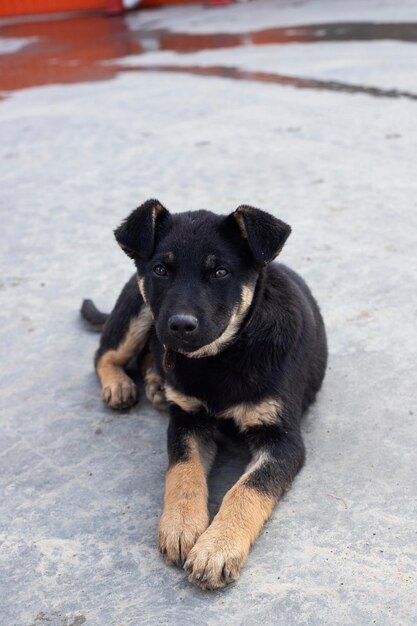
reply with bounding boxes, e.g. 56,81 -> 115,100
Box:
1,1 -> 416,624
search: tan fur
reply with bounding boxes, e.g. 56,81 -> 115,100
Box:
233,210 -> 249,239
165,385 -> 206,413
205,254 -> 216,269
245,450 -> 271,473
184,283 -> 255,358
219,398 -> 282,431
143,356 -> 167,410
136,276 -> 147,304
152,202 -> 165,225
185,461 -> 277,589
163,251 -> 175,264
96,306 -> 153,409
159,438 -> 211,565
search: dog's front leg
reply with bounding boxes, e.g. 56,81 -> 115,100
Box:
185,423 -> 305,589
158,404 -> 216,567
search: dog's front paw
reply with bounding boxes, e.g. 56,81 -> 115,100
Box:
102,377 -> 137,410
184,526 -> 248,590
158,508 -> 209,567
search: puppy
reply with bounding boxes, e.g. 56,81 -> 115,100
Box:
81,199 -> 327,590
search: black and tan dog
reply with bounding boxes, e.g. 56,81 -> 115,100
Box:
81,199 -> 327,590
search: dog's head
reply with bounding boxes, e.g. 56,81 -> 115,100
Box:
115,199 -> 291,357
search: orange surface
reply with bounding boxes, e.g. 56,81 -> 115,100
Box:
0,11 -> 314,95
0,0 -> 199,18
0,1 -> 104,17
0,14 -> 137,91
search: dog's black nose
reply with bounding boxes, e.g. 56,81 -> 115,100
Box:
168,314 -> 199,337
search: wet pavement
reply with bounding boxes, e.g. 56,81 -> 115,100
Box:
1,1 -> 417,625
1,10 -> 417,97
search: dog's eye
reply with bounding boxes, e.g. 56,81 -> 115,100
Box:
153,264 -> 168,277
214,267 -> 229,278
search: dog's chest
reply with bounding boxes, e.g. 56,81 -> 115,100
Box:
161,350 -> 280,431
167,350 -> 249,410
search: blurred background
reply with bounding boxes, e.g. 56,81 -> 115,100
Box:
1,1 -> 416,625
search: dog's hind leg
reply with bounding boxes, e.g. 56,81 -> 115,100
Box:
95,275 -> 153,410
140,352 -> 167,411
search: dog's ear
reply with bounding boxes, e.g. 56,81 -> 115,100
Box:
114,199 -> 169,260
231,205 -> 291,266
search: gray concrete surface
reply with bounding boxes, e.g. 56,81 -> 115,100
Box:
1,1 -> 416,624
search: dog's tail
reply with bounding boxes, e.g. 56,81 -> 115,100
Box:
80,299 -> 109,332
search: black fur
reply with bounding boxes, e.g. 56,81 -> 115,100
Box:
93,275 -> 144,367
114,198 -> 170,260
80,299 -> 108,331
82,199 -> 327,586
231,205 -> 292,265
167,404 -> 215,466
